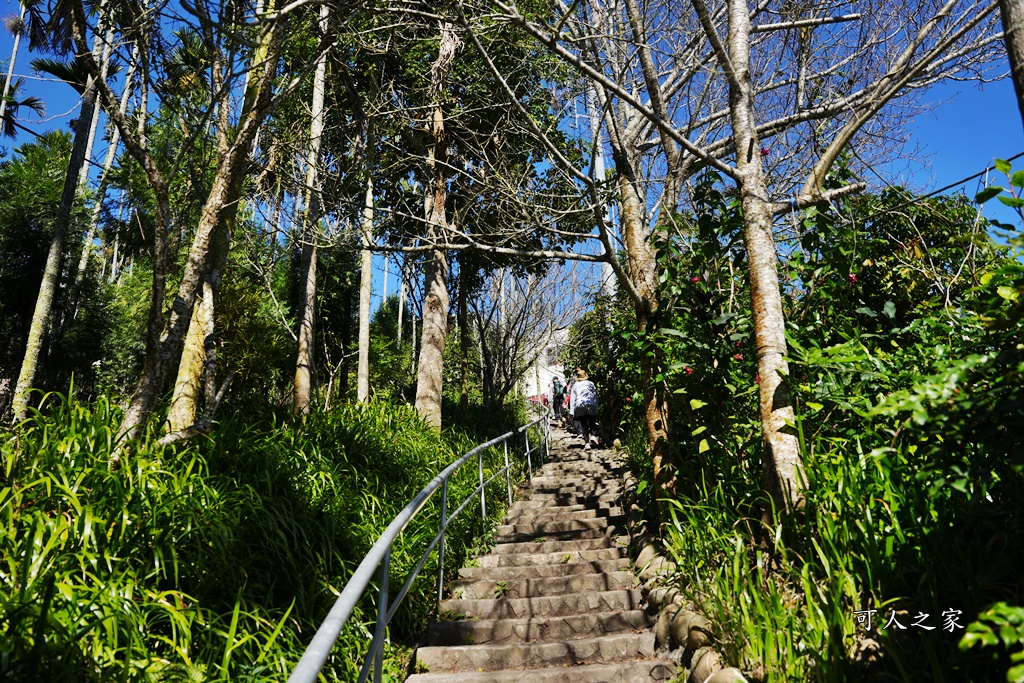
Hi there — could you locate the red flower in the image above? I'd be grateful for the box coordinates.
[760,147,770,157]
[736,341,742,347]
[848,274,858,284]
[733,353,743,361]
[625,397,632,403]
[684,366,693,375]
[691,276,700,283]
[755,373,760,383]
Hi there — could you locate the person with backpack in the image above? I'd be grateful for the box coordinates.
[551,376,565,421]
[569,369,599,450]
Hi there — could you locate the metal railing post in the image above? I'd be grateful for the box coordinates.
[503,439,512,505]
[437,479,448,605]
[524,428,532,480]
[478,450,487,522]
[373,549,391,683]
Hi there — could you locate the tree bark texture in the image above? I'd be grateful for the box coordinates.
[615,166,676,498]
[1000,0,1024,130]
[459,263,470,418]
[726,0,804,510]
[293,6,328,415]
[12,65,98,421]
[115,7,286,445]
[357,124,375,403]
[166,225,229,432]
[414,22,461,429]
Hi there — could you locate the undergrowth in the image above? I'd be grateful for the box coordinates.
[0,394,530,681]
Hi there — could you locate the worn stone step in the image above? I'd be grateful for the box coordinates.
[517,491,621,505]
[427,609,651,646]
[475,547,624,568]
[415,631,656,673]
[458,558,630,581]
[528,483,622,495]
[503,508,624,525]
[438,588,644,620]
[505,503,590,518]
[450,570,636,600]
[407,659,676,683]
[497,516,625,537]
[490,535,625,555]
[494,526,615,545]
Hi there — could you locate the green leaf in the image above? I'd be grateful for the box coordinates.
[882,301,896,319]
[691,425,707,436]
[998,195,1024,208]
[996,158,1012,174]
[660,328,686,338]
[997,285,1021,302]
[1011,170,1024,188]
[690,399,708,410]
[698,439,710,453]
[975,186,1005,203]
[855,307,877,317]
[806,401,824,412]
[713,312,737,325]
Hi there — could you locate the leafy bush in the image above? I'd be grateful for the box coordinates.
[0,394,532,681]
[589,182,1024,681]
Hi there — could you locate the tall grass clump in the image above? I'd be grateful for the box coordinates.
[1,393,534,681]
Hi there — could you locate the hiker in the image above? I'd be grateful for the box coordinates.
[569,369,599,450]
[551,376,565,421]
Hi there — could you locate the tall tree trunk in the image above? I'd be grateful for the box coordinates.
[726,0,804,510]
[414,22,461,429]
[398,264,406,344]
[458,262,470,417]
[110,1,287,446]
[1000,0,1024,129]
[0,3,27,124]
[77,18,114,190]
[76,48,137,291]
[293,5,328,415]
[12,61,98,421]
[356,123,375,402]
[165,225,229,431]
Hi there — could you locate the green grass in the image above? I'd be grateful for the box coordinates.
[0,393,531,681]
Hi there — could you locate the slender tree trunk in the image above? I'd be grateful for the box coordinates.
[12,63,98,420]
[76,50,137,291]
[398,264,406,344]
[77,19,114,190]
[165,225,229,431]
[356,123,375,402]
[726,0,804,510]
[458,262,470,417]
[0,3,26,123]
[112,2,287,445]
[293,5,328,415]
[1000,0,1024,130]
[414,22,461,429]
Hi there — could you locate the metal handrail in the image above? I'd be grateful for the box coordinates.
[287,411,551,683]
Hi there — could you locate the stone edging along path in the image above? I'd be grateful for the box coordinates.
[405,427,748,683]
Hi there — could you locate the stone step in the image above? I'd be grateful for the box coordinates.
[457,558,631,581]
[517,491,621,505]
[497,516,625,537]
[407,659,676,683]
[503,508,624,524]
[438,588,644,620]
[494,526,615,545]
[490,535,624,555]
[427,609,651,646]
[450,570,636,600]
[528,483,622,495]
[414,632,656,673]
[475,547,625,568]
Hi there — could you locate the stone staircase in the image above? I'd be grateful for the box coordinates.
[407,429,676,682]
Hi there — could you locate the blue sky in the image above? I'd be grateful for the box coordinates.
[1,7,1021,305]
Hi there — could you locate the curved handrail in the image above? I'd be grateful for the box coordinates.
[288,411,549,683]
